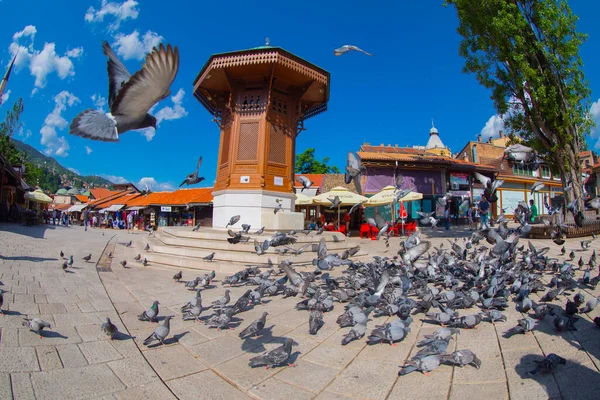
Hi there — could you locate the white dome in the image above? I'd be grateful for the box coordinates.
[429,126,439,134]
[426,133,445,149]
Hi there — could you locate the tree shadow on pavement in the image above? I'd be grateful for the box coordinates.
[0,255,57,262]
[0,223,53,239]
[515,353,600,399]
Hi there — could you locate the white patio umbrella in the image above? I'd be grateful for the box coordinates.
[365,186,424,235]
[295,192,313,205]
[313,186,368,229]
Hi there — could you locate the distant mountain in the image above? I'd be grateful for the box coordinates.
[12,138,114,190]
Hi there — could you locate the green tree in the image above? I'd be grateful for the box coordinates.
[446,0,592,205]
[295,148,341,174]
[0,98,25,165]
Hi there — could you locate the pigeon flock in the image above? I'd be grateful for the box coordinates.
[108,209,600,377]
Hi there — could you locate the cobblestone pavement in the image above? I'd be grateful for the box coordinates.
[0,222,599,399]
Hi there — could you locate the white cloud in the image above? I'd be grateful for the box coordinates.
[1,89,10,105]
[40,90,79,157]
[480,114,505,140]
[101,174,128,184]
[65,47,84,58]
[137,177,175,192]
[17,128,32,140]
[85,145,93,155]
[91,93,106,111]
[590,99,600,150]
[85,0,140,31]
[155,88,188,125]
[139,128,155,141]
[9,25,83,89]
[68,167,80,175]
[112,30,162,60]
[30,88,38,97]
[136,90,187,142]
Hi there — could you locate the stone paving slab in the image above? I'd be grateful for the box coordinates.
[2,223,600,399]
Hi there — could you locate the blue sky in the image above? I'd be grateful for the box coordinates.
[2,0,600,191]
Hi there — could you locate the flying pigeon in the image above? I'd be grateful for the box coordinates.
[296,175,313,192]
[143,316,172,346]
[226,215,240,227]
[345,152,365,195]
[180,156,204,187]
[334,45,372,56]
[349,200,366,215]
[69,41,179,142]
[328,195,342,209]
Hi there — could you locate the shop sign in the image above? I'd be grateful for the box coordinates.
[274,177,283,186]
[449,172,469,190]
[160,206,172,212]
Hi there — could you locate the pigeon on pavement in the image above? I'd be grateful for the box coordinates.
[22,318,52,337]
[239,312,268,338]
[441,350,481,369]
[138,300,160,322]
[143,316,172,346]
[249,338,295,369]
[101,317,118,340]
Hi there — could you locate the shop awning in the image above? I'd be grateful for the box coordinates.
[125,206,146,211]
[67,204,88,212]
[100,204,125,213]
[25,189,53,203]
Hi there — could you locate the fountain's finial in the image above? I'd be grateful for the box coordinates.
[265,37,270,46]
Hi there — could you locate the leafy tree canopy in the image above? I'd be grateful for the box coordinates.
[446,0,592,201]
[295,148,341,174]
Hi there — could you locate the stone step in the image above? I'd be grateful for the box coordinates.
[152,230,354,255]
[159,226,348,244]
[140,226,370,272]
[143,248,373,275]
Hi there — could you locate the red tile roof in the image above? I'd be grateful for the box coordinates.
[127,188,214,207]
[357,151,497,171]
[89,188,118,200]
[359,144,425,154]
[580,150,592,157]
[75,195,89,203]
[98,193,142,208]
[87,190,132,209]
[294,174,325,188]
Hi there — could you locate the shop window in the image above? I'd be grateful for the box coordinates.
[541,166,551,179]
[512,164,533,176]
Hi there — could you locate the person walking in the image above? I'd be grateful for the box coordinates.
[83,208,90,231]
[444,204,451,231]
[477,196,490,230]
[467,205,475,230]
[52,209,56,225]
[127,212,134,233]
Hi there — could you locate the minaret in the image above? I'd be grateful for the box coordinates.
[0,53,17,106]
